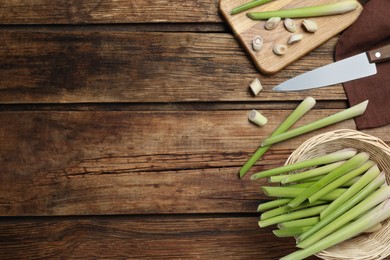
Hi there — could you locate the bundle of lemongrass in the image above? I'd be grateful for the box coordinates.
[253,146,390,259]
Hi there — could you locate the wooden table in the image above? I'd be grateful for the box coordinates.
[0,1,389,259]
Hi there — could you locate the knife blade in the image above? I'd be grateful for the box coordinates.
[273,43,390,92]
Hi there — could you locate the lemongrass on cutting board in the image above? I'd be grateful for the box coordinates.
[230,0,274,15]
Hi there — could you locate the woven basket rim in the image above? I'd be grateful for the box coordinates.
[284,129,390,260]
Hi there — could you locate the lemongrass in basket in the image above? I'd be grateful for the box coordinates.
[261,200,327,220]
[280,200,390,260]
[287,152,369,208]
[230,0,274,15]
[342,176,361,186]
[251,148,357,180]
[297,185,390,249]
[247,0,358,20]
[308,160,375,203]
[257,198,292,212]
[258,205,327,228]
[298,173,386,242]
[320,164,381,219]
[278,216,320,229]
[261,100,369,147]
[273,226,311,238]
[268,161,344,183]
[261,186,346,200]
[239,97,316,178]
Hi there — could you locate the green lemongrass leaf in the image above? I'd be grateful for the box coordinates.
[281,161,345,184]
[278,217,319,229]
[239,97,316,178]
[261,100,368,147]
[272,226,312,238]
[261,186,346,200]
[297,185,390,249]
[258,205,327,227]
[298,173,386,242]
[257,198,291,212]
[320,165,381,219]
[247,0,358,20]
[261,200,326,220]
[251,148,357,180]
[280,200,390,260]
[308,160,375,203]
[231,0,274,15]
[287,152,369,208]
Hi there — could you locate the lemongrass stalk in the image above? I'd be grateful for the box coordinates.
[251,148,357,180]
[261,100,368,147]
[239,97,316,178]
[278,217,319,229]
[297,185,390,248]
[231,0,274,15]
[247,0,358,20]
[261,186,346,200]
[363,223,382,233]
[281,161,345,184]
[342,176,361,187]
[285,182,315,188]
[273,226,311,238]
[261,200,326,220]
[258,205,327,228]
[300,175,326,182]
[320,165,381,219]
[281,200,390,260]
[298,173,386,242]
[257,198,291,212]
[288,152,369,208]
[308,160,375,203]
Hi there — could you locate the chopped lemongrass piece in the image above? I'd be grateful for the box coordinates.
[273,226,311,238]
[249,109,268,126]
[249,77,263,95]
[297,185,390,249]
[287,152,370,208]
[230,0,274,15]
[278,217,320,229]
[251,148,357,180]
[284,18,296,33]
[280,200,390,260]
[320,165,381,219]
[257,198,291,212]
[252,36,264,53]
[298,173,386,242]
[239,97,316,178]
[261,100,369,147]
[261,186,346,200]
[261,200,326,220]
[279,161,345,184]
[308,160,375,203]
[302,19,318,33]
[247,0,358,20]
[288,33,303,45]
[258,205,327,228]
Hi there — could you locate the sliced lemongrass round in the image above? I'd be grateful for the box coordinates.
[302,19,318,33]
[249,110,268,126]
[273,44,287,56]
[265,17,281,30]
[284,18,296,32]
[249,77,263,96]
[288,33,303,45]
[252,35,264,52]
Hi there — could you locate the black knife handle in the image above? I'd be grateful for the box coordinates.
[367,43,390,63]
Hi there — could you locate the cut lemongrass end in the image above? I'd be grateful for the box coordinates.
[250,148,357,180]
[261,100,368,147]
[249,109,268,126]
[249,77,263,95]
[230,0,274,15]
[239,97,316,178]
[257,198,291,212]
[247,0,358,20]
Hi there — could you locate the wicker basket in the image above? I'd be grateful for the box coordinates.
[284,129,390,260]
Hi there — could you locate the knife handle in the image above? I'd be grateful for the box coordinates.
[367,43,390,63]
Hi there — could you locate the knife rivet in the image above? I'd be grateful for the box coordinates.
[375,52,381,58]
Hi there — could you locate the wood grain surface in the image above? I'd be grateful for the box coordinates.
[0,0,388,259]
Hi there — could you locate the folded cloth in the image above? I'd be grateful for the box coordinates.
[335,0,390,129]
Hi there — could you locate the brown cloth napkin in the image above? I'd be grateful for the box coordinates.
[335,0,390,129]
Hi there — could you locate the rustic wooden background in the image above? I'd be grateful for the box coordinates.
[0,0,388,259]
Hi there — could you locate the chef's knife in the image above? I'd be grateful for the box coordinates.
[273,44,390,92]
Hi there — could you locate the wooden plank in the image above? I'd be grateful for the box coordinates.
[0,0,221,24]
[0,215,317,259]
[0,30,346,104]
[220,0,362,74]
[1,110,389,216]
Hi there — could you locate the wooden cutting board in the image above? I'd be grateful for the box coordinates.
[219,0,363,74]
